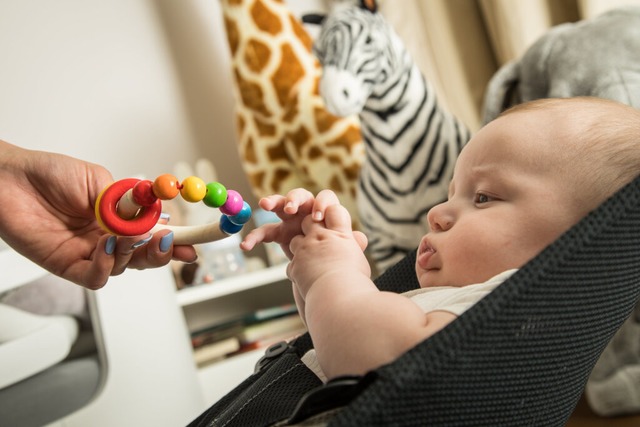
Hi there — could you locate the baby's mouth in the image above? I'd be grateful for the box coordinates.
[417,239,437,270]
[420,241,434,254]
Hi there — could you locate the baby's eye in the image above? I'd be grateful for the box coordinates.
[474,193,494,204]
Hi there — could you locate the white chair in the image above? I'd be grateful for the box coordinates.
[0,240,205,426]
[0,240,79,390]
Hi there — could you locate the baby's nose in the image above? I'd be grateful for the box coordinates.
[427,203,454,232]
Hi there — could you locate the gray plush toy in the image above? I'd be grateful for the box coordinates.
[482,6,640,417]
[482,6,640,124]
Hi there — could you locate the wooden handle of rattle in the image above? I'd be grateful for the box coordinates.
[151,222,230,245]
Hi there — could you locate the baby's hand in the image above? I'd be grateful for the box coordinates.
[240,189,341,259]
[288,204,369,297]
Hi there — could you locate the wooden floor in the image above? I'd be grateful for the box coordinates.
[566,395,640,427]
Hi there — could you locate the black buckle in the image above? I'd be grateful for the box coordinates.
[254,341,290,373]
[287,372,377,424]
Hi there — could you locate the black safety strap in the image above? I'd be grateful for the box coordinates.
[187,334,321,427]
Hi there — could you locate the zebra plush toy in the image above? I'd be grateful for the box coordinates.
[307,1,470,273]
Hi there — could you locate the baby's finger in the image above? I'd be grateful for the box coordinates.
[353,230,368,251]
[283,188,315,215]
[299,213,322,236]
[240,223,280,251]
[311,189,340,221]
[289,234,304,256]
[323,204,353,234]
[258,194,286,212]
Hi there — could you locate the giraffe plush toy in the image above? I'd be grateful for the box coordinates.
[309,0,471,273]
[219,0,364,219]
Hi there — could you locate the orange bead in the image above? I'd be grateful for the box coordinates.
[180,176,207,202]
[153,174,180,200]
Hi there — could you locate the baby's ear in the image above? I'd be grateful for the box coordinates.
[360,0,378,13]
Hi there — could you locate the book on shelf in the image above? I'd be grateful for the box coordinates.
[190,304,299,346]
[238,313,305,344]
[245,304,299,323]
[233,326,307,356]
[190,304,306,360]
[191,321,244,349]
[193,337,241,367]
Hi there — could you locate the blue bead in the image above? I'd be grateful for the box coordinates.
[220,215,243,235]
[228,202,252,225]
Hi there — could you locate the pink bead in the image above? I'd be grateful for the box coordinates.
[220,190,243,216]
[132,180,158,206]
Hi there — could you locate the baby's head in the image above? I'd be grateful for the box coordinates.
[416,97,640,288]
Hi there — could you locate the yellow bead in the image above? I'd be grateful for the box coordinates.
[180,176,207,203]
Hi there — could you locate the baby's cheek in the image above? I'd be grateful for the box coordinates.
[454,238,506,284]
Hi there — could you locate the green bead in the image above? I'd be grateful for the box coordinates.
[203,182,227,207]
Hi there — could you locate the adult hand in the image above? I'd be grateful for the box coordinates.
[0,141,197,289]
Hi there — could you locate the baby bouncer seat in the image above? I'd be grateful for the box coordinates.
[188,174,640,426]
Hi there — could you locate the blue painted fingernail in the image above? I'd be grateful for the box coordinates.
[105,236,117,255]
[131,234,152,249]
[159,231,174,253]
[160,212,171,222]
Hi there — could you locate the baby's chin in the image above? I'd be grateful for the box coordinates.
[415,265,476,288]
[415,265,448,288]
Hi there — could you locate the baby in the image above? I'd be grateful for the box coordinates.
[241,97,640,380]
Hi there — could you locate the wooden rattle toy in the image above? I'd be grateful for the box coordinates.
[95,174,252,245]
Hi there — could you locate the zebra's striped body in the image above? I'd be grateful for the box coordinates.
[314,5,470,273]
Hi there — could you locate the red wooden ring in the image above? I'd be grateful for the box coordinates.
[97,178,162,236]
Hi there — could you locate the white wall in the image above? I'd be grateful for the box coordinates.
[0,1,192,180]
[0,0,328,208]
[0,0,252,205]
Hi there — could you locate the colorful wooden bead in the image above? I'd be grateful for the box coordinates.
[203,182,227,208]
[180,176,207,203]
[219,215,243,235]
[228,202,252,226]
[220,190,243,216]
[132,180,157,206]
[153,174,180,200]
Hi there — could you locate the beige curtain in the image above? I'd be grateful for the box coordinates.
[380,0,640,132]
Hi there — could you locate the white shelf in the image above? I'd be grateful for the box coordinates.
[176,264,288,307]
